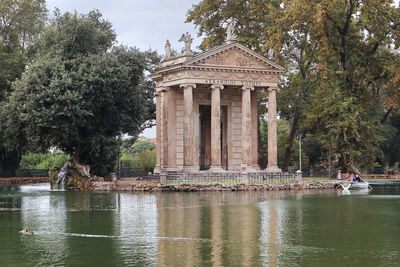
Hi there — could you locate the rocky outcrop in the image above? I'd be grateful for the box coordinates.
[50,160,104,191]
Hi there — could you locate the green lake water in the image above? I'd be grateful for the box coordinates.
[1,181,400,266]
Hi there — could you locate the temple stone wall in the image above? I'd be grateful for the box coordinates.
[231,95,242,170]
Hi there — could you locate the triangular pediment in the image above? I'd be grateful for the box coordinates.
[186,42,285,72]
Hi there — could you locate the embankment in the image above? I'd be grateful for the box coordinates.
[93,180,342,192]
[0,177,48,185]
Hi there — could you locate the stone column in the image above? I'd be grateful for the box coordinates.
[161,89,169,170]
[180,83,196,172]
[210,84,224,172]
[167,88,177,171]
[154,91,162,173]
[251,90,259,169]
[266,86,282,172]
[241,85,254,171]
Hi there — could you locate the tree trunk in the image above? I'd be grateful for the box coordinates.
[281,110,299,172]
[258,115,267,169]
[0,149,21,169]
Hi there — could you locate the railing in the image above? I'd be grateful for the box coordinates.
[118,168,159,181]
[165,172,298,184]
[302,169,337,178]
[0,169,49,178]
[361,174,400,180]
[119,169,334,184]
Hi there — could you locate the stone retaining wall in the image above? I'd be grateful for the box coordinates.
[0,177,49,185]
[93,180,341,192]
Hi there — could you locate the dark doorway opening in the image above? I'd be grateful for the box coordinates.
[199,105,228,170]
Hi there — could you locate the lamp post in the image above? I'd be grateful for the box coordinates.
[117,135,121,180]
[326,124,332,178]
[297,134,302,172]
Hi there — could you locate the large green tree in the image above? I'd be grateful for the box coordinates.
[0,0,47,169]
[301,0,400,171]
[2,10,157,176]
[0,0,47,52]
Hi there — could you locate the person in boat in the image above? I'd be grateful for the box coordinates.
[355,173,362,182]
[349,173,356,182]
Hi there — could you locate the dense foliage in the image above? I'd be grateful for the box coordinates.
[188,0,400,172]
[20,150,69,170]
[1,10,157,176]
[120,139,156,173]
[0,0,47,169]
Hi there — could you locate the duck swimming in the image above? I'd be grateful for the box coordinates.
[19,229,34,235]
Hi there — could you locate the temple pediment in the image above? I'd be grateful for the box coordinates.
[186,43,284,72]
[150,39,285,88]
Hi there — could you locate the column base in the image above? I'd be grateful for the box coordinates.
[243,165,259,173]
[154,166,161,174]
[164,167,178,172]
[265,165,282,173]
[208,166,225,172]
[182,166,198,172]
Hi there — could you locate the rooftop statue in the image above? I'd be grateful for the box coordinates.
[226,18,236,42]
[165,39,171,58]
[179,32,193,55]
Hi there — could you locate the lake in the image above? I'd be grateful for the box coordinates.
[1,181,399,266]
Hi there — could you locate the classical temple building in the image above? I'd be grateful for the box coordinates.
[149,29,285,173]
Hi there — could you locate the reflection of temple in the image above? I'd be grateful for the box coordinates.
[150,30,285,173]
[156,192,263,266]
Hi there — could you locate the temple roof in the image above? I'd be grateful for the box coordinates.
[150,41,285,78]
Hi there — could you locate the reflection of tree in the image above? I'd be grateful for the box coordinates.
[64,192,119,266]
[19,188,68,265]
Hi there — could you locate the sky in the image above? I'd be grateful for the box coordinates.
[46,0,202,138]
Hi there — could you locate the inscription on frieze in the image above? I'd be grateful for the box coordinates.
[204,79,261,87]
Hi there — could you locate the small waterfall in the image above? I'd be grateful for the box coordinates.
[55,163,69,190]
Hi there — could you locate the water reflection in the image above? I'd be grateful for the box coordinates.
[21,189,68,265]
[114,193,158,266]
[156,192,263,266]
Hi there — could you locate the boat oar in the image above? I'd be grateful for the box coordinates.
[359,175,373,190]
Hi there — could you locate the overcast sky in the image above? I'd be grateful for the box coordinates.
[46,0,202,54]
[46,0,202,138]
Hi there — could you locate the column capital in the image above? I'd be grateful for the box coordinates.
[241,85,255,91]
[211,84,224,90]
[180,83,197,89]
[154,91,161,97]
[160,86,169,92]
[267,86,280,92]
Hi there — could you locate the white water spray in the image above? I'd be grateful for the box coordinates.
[55,162,69,190]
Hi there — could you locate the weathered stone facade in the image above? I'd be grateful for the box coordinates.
[150,35,285,173]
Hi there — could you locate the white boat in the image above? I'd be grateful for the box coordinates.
[341,182,371,190]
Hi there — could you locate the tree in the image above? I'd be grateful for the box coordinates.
[300,0,400,171]
[132,150,156,173]
[0,0,47,53]
[19,150,69,169]
[0,0,47,169]
[2,10,157,176]
[130,140,155,155]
